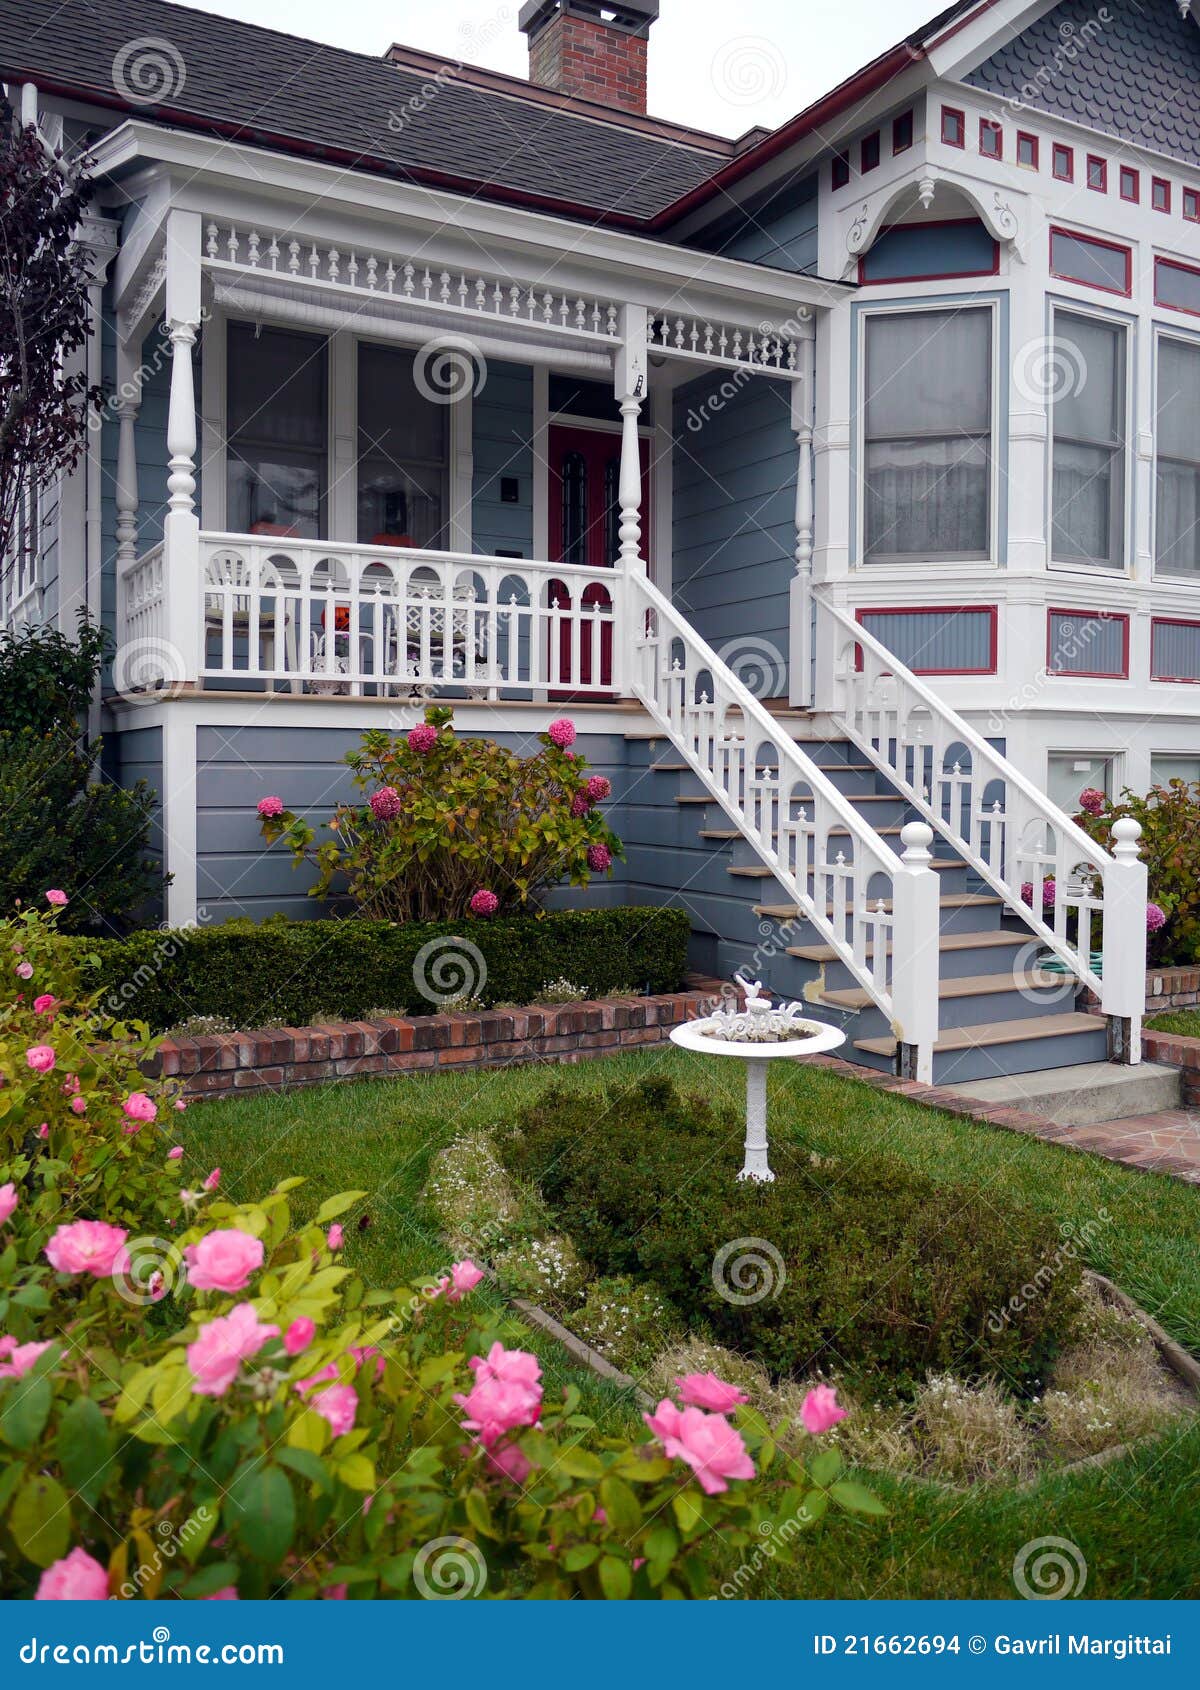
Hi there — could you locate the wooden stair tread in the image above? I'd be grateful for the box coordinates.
[730,860,960,879]
[819,970,1065,1011]
[755,894,1000,918]
[854,1012,1104,1058]
[699,829,739,840]
[788,930,1030,962]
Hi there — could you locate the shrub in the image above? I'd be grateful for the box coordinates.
[500,1078,1081,1397]
[70,906,689,1033]
[258,705,622,921]
[1074,780,1200,965]
[0,615,109,737]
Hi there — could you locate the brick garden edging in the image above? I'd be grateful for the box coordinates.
[1145,965,1200,1014]
[149,987,721,1099]
[1140,1029,1200,1106]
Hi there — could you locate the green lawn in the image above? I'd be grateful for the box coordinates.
[180,1047,1200,1599]
[1147,1007,1200,1040]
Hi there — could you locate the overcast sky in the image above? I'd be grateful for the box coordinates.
[184,0,941,137]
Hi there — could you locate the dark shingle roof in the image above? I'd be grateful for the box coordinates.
[968,0,1200,171]
[0,0,726,222]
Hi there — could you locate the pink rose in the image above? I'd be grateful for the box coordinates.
[469,888,499,918]
[44,889,68,908]
[203,1167,221,1192]
[122,1092,158,1124]
[469,1342,542,1392]
[455,1376,542,1447]
[167,1146,184,1161]
[407,723,438,754]
[800,1384,847,1435]
[37,1121,50,1137]
[187,1303,280,1398]
[326,1224,343,1250]
[445,1259,485,1302]
[1147,902,1167,934]
[69,1097,86,1115]
[15,960,33,980]
[0,1339,55,1379]
[349,1344,386,1382]
[295,1363,339,1395]
[284,1317,316,1356]
[547,717,576,749]
[202,1587,239,1600]
[183,1229,264,1293]
[1078,787,1105,816]
[147,1271,165,1302]
[586,775,612,802]
[33,994,57,1015]
[485,1441,533,1484]
[586,843,612,873]
[643,1401,755,1495]
[35,1547,108,1600]
[0,1182,17,1226]
[256,796,284,818]
[675,1372,750,1414]
[62,1074,80,1095]
[45,1220,129,1278]
[369,785,403,821]
[25,1045,56,1073]
[175,1098,187,1111]
[312,1383,358,1436]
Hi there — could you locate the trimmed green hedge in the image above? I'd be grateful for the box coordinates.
[71,906,690,1034]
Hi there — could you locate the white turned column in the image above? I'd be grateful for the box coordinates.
[114,397,140,568]
[789,344,815,707]
[891,822,942,1085]
[1102,817,1147,1064]
[162,208,204,686]
[615,304,648,571]
[738,1059,774,1183]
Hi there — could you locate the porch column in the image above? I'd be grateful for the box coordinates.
[163,208,204,686]
[114,393,140,571]
[789,338,815,708]
[615,304,648,571]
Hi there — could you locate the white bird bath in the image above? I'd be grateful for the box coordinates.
[670,981,846,1182]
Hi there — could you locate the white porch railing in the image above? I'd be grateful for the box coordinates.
[628,574,941,1077]
[820,600,1147,1059]
[117,535,622,698]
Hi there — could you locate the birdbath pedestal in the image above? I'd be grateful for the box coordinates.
[669,981,846,1182]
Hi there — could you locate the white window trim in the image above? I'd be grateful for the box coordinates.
[1047,298,1134,581]
[1151,319,1200,585]
[855,296,1002,571]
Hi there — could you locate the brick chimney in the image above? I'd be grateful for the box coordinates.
[518,1,659,115]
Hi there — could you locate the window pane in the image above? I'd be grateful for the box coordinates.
[1054,316,1122,444]
[1152,755,1200,787]
[1156,337,1200,575]
[1050,230,1128,294]
[227,324,327,538]
[865,436,990,559]
[865,310,990,438]
[1052,441,1121,566]
[1047,754,1112,812]
[357,345,449,547]
[1157,337,1200,463]
[1052,314,1125,567]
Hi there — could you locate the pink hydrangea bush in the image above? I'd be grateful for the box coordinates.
[258,705,621,923]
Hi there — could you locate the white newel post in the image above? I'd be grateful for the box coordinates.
[1101,817,1148,1065]
[163,209,204,686]
[789,343,815,707]
[891,822,941,1084]
[613,304,648,695]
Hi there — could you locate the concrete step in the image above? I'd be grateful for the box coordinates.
[945,1061,1184,1126]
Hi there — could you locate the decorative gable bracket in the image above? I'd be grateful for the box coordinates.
[839,164,1024,280]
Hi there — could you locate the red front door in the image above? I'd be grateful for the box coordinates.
[547,424,650,695]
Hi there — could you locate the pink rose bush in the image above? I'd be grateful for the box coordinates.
[36,1547,108,1601]
[676,1371,750,1413]
[258,704,621,923]
[122,1091,157,1124]
[644,1399,756,1495]
[25,1044,56,1073]
[187,1303,280,1397]
[800,1384,847,1436]
[45,1221,130,1279]
[0,1182,16,1226]
[183,1229,264,1293]
[44,890,68,908]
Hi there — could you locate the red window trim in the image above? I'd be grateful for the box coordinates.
[861,130,881,172]
[1155,256,1200,317]
[1119,166,1140,203]
[892,110,914,154]
[1152,176,1172,213]
[856,216,1000,285]
[1184,188,1200,223]
[1046,608,1130,679]
[1086,154,1108,192]
[979,118,1003,159]
[1016,131,1039,169]
[1049,225,1133,298]
[941,105,965,148]
[855,606,999,675]
[1151,617,1200,683]
[1052,143,1074,182]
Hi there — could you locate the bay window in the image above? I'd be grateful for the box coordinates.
[862,308,992,562]
[1156,335,1200,577]
[1050,311,1127,570]
[357,344,449,548]
[227,324,328,538]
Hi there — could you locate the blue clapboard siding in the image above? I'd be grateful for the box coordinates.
[672,374,796,692]
[472,362,533,558]
[860,219,997,283]
[700,174,819,275]
[1047,610,1128,676]
[1152,618,1200,682]
[859,608,997,674]
[193,724,629,922]
[104,724,165,925]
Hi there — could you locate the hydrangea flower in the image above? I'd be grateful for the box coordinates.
[369,785,403,821]
[256,796,284,819]
[586,775,611,802]
[1146,902,1167,933]
[407,723,439,754]
[586,843,612,873]
[1078,787,1105,816]
[547,718,576,749]
[469,888,499,917]
[570,791,591,818]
